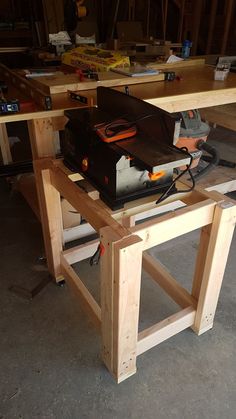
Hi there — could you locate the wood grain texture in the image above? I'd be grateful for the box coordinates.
[201,104,236,131]
[100,227,143,383]
[130,199,216,251]
[137,307,196,356]
[1,64,236,123]
[30,71,165,94]
[0,123,12,164]
[193,201,236,334]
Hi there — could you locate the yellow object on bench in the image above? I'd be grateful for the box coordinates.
[62,46,130,72]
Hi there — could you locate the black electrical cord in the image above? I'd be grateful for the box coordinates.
[156,146,195,205]
[192,141,220,181]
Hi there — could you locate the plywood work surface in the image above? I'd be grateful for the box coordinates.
[112,66,236,112]
[1,64,236,122]
[25,57,205,95]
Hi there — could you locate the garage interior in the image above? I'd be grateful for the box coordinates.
[0,1,236,418]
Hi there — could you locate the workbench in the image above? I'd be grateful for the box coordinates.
[1,61,236,232]
[1,62,236,163]
[1,61,236,383]
[34,157,236,383]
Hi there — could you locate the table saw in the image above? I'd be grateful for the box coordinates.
[62,87,191,209]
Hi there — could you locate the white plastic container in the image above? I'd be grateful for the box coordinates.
[214,63,230,81]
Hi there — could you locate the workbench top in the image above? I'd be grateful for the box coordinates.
[1,63,236,123]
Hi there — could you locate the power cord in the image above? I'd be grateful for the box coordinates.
[103,113,156,138]
[156,146,195,205]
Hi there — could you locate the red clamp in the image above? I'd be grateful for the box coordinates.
[75,69,84,81]
[90,243,105,266]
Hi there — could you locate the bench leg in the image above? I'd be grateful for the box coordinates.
[193,201,236,335]
[34,162,64,281]
[101,227,143,383]
[0,123,12,164]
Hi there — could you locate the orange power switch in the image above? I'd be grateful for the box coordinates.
[148,171,165,181]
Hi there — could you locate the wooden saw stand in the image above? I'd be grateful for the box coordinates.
[35,157,236,383]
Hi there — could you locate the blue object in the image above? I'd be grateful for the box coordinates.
[182,40,192,59]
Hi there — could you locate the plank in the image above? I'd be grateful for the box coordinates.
[63,222,96,244]
[0,123,12,164]
[61,254,101,330]
[0,63,52,110]
[0,47,29,53]
[17,174,40,220]
[30,71,165,95]
[148,57,205,70]
[63,238,99,265]
[130,199,216,251]
[1,65,236,123]
[137,307,196,356]
[50,163,129,237]
[142,252,197,308]
[27,118,56,159]
[100,228,143,383]
[145,87,236,113]
[192,224,212,301]
[33,165,64,280]
[200,104,236,131]
[193,201,236,334]
[206,180,236,194]
[196,165,236,193]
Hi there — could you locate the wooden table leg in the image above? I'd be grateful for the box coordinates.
[0,122,12,164]
[27,118,56,159]
[27,117,64,280]
[191,224,212,301]
[193,201,236,335]
[100,226,143,383]
[34,161,64,281]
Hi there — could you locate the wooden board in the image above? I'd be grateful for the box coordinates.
[196,165,236,194]
[148,57,206,70]
[1,64,236,123]
[29,71,165,95]
[139,66,236,112]
[0,47,29,53]
[200,103,236,131]
[27,57,205,95]
[0,63,52,110]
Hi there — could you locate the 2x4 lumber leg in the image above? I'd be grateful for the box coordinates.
[191,224,213,300]
[193,201,236,335]
[27,118,56,159]
[0,123,12,164]
[34,163,64,281]
[100,226,143,383]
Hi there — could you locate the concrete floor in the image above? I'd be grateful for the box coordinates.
[0,127,236,419]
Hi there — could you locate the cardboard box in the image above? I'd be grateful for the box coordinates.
[62,46,130,72]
